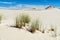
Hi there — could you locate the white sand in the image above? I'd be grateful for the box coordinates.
[0,8,60,40]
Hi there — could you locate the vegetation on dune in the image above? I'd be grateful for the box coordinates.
[40,28,45,33]
[0,15,3,24]
[35,19,39,30]
[29,19,39,33]
[16,14,30,29]
[15,13,57,37]
[29,25,36,33]
[50,25,57,37]
[20,14,30,26]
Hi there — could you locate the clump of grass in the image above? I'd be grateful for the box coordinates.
[15,17,23,28]
[29,25,36,33]
[36,20,45,33]
[16,14,30,29]
[35,19,39,30]
[50,25,55,31]
[21,14,30,26]
[0,15,3,24]
[41,29,45,33]
[28,19,39,33]
[50,25,57,37]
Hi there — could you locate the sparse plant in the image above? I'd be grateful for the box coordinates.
[50,25,57,37]
[51,25,55,31]
[29,25,36,33]
[20,14,30,26]
[29,19,39,33]
[41,29,45,33]
[0,15,3,24]
[24,15,30,23]
[34,19,39,30]
[15,17,22,28]
[38,21,42,31]
[15,14,30,28]
[36,20,44,33]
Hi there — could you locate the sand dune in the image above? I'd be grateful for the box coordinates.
[0,8,60,40]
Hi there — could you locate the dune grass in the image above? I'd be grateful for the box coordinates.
[20,14,30,26]
[50,25,57,37]
[16,14,30,29]
[51,25,55,31]
[0,15,3,24]
[29,19,39,33]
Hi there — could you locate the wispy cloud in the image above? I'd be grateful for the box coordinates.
[8,4,49,9]
[0,1,14,4]
[0,4,49,10]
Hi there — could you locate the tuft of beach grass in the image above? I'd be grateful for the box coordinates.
[15,13,30,29]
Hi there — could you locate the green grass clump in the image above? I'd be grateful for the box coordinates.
[0,15,3,24]
[34,19,39,30]
[29,19,39,33]
[50,25,57,37]
[20,14,30,26]
[16,14,30,28]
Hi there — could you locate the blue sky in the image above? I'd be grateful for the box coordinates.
[0,0,59,9]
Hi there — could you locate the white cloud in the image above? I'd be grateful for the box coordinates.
[0,4,49,10]
[0,1,14,4]
[8,4,49,9]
